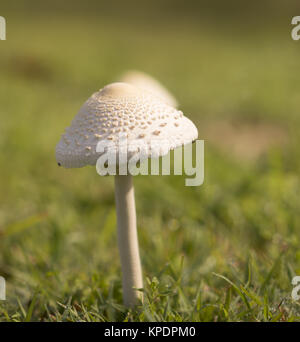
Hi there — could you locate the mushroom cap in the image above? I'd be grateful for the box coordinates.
[119,71,178,108]
[56,82,198,168]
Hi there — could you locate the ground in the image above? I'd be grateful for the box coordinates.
[0,3,300,321]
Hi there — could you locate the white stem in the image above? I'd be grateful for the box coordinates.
[114,174,143,307]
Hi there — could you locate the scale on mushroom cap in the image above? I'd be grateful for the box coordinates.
[56,81,198,307]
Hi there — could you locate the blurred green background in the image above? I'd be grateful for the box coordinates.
[0,0,300,321]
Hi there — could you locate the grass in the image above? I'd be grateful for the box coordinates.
[0,4,300,321]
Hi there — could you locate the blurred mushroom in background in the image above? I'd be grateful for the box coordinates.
[119,70,178,108]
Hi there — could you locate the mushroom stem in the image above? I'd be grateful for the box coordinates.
[114,174,143,307]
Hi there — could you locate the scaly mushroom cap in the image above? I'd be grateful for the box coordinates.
[119,71,178,108]
[56,82,198,168]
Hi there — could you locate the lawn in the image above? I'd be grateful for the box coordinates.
[0,2,300,321]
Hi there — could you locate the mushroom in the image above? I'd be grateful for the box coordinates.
[119,70,178,108]
[56,82,198,307]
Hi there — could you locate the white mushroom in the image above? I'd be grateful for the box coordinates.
[119,70,178,108]
[55,82,198,307]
